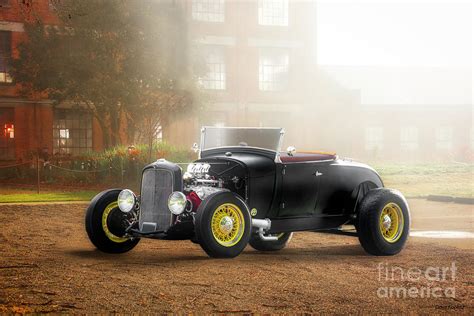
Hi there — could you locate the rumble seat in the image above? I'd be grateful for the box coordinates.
[280,151,337,163]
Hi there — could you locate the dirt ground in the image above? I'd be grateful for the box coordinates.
[0,199,472,314]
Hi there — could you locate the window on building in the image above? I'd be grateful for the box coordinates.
[365,127,384,151]
[0,0,10,8]
[0,108,15,160]
[400,127,418,150]
[435,127,453,150]
[258,0,289,26]
[53,110,93,155]
[0,31,12,84]
[259,50,289,91]
[192,0,225,22]
[199,48,226,90]
[4,123,13,138]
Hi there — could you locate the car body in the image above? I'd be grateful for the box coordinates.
[85,127,410,257]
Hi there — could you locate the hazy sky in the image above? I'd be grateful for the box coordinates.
[316,0,473,67]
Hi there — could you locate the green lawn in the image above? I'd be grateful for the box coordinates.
[0,191,97,203]
[373,163,473,198]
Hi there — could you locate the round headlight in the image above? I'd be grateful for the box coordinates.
[168,191,187,215]
[117,189,136,213]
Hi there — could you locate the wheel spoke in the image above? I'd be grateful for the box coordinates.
[211,203,245,247]
[379,202,404,243]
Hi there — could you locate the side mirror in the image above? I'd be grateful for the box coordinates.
[287,146,296,156]
[192,143,199,153]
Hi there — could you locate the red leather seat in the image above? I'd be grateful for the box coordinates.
[280,151,337,163]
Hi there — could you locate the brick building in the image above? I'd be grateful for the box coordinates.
[323,66,473,162]
[165,0,358,151]
[0,0,357,163]
[2,1,468,164]
[0,0,106,164]
[166,1,473,162]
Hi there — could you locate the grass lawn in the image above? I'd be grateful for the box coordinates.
[373,163,473,198]
[0,190,97,203]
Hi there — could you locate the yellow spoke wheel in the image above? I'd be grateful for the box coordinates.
[102,201,128,243]
[357,189,410,255]
[211,203,245,247]
[379,202,404,243]
[86,190,139,253]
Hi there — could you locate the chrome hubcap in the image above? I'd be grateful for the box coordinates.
[382,214,392,230]
[219,216,234,234]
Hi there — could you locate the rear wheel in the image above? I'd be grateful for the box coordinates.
[85,190,139,253]
[249,232,293,251]
[357,188,410,256]
[195,192,251,258]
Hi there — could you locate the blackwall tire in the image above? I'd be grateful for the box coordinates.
[195,192,251,258]
[249,232,293,251]
[85,189,140,254]
[357,188,410,256]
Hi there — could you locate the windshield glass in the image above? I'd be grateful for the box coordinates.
[201,127,283,152]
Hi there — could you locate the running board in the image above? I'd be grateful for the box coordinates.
[313,228,358,237]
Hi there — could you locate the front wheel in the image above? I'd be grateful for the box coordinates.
[194,192,251,258]
[357,188,410,256]
[85,189,140,253]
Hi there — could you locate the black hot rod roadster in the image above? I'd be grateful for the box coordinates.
[85,127,410,258]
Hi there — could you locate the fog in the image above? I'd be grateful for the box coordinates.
[6,0,472,163]
[214,0,473,163]
[66,0,470,163]
[317,1,472,67]
[310,1,471,162]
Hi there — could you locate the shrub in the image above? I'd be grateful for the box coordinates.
[2,141,196,186]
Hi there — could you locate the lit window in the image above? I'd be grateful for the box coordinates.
[59,129,69,139]
[0,108,14,160]
[365,127,384,151]
[259,50,289,91]
[200,49,226,90]
[4,123,13,138]
[400,127,418,150]
[192,0,225,22]
[258,0,288,26]
[0,31,12,84]
[53,110,92,155]
[435,127,453,150]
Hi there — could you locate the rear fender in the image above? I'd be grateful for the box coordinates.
[347,181,379,215]
[320,161,383,216]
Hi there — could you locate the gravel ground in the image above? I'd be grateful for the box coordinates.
[0,200,472,314]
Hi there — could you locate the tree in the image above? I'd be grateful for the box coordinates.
[12,0,199,148]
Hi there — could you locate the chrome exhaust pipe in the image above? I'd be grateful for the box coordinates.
[252,218,271,229]
[252,218,278,241]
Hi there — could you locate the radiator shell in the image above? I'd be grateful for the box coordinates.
[139,159,183,233]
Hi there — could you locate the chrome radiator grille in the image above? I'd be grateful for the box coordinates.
[139,168,174,233]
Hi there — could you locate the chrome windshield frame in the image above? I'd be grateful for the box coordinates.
[199,126,285,160]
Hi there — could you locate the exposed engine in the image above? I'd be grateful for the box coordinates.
[181,162,247,213]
